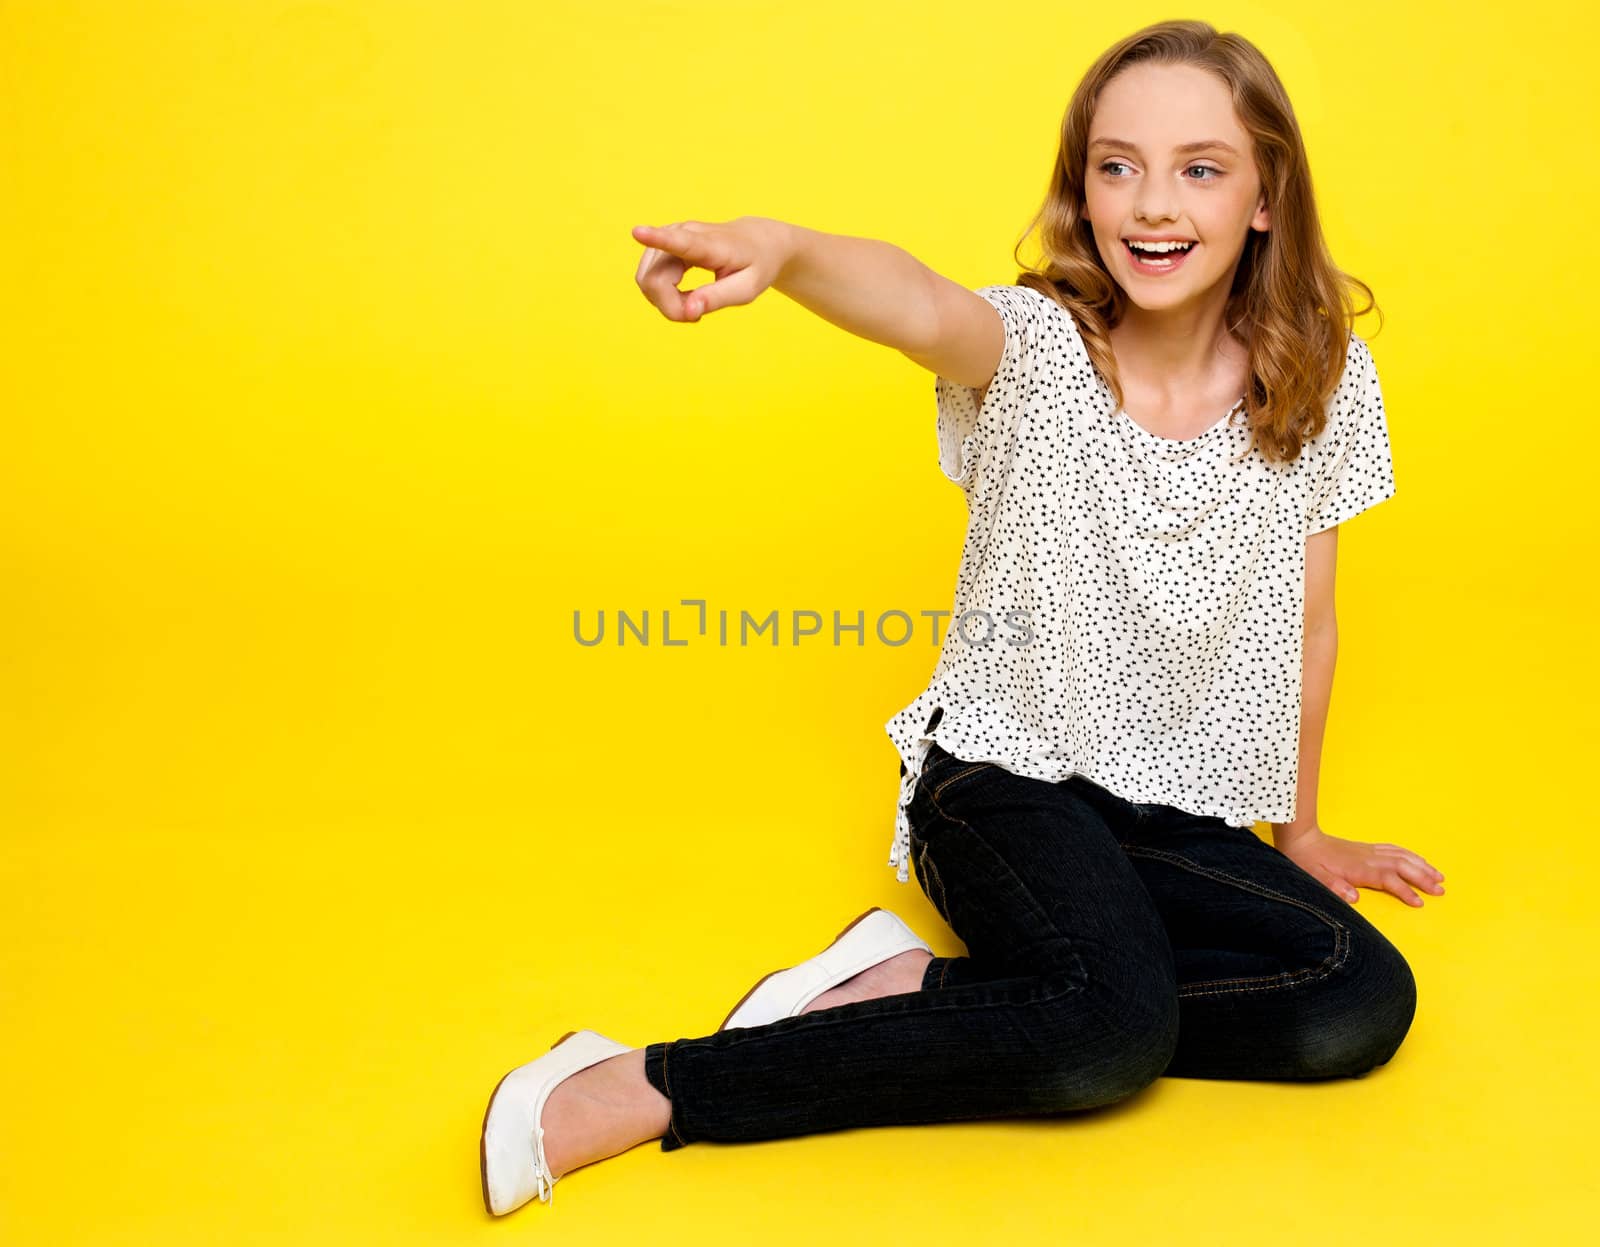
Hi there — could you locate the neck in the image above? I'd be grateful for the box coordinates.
[1109,290,1244,399]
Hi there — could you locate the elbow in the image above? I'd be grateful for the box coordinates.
[1304,616,1338,645]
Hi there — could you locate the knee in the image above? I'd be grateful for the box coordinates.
[1101,995,1182,1102]
[1031,977,1180,1110]
[1298,941,1419,1079]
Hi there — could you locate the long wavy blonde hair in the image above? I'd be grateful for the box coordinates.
[1012,19,1381,466]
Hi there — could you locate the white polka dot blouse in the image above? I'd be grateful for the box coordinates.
[884,283,1398,882]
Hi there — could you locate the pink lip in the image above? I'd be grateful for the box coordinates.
[1122,239,1196,276]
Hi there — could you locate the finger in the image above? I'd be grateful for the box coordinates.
[683,267,760,319]
[1394,858,1446,896]
[1312,868,1360,905]
[1372,866,1423,907]
[1372,844,1445,884]
[633,235,696,321]
[637,256,693,321]
[633,223,684,273]
[632,222,688,278]
[632,222,713,266]
[634,238,682,288]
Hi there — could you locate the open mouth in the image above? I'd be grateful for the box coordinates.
[1122,240,1196,274]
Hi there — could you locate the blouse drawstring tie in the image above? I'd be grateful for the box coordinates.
[888,740,931,884]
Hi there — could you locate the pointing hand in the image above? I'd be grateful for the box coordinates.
[631,216,790,323]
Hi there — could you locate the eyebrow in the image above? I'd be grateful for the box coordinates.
[1089,137,1241,156]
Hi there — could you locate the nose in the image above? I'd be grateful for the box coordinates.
[1132,180,1180,225]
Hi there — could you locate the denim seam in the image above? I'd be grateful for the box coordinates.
[925,780,1089,993]
[1118,843,1350,999]
[915,838,950,924]
[660,1044,688,1146]
[930,763,994,802]
[682,973,1088,1058]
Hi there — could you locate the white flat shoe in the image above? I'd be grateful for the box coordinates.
[719,906,933,1030]
[479,1027,633,1216]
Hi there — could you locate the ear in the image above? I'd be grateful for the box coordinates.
[1252,193,1271,233]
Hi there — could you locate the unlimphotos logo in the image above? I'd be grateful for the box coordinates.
[572,600,1035,648]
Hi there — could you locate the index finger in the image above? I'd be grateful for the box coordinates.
[632,223,681,247]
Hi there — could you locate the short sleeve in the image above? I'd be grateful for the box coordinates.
[1303,337,1397,536]
[934,285,1045,494]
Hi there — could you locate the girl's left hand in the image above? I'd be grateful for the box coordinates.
[1273,824,1446,908]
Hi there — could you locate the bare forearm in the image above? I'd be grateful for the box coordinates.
[766,219,939,354]
[1274,627,1337,845]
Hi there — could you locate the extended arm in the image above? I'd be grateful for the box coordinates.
[768,220,1006,389]
[631,215,1007,389]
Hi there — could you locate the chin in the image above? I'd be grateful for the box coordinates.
[1121,286,1190,310]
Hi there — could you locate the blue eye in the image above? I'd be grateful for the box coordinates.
[1097,161,1223,181]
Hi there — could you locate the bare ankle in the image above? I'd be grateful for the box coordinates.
[894,949,935,992]
[799,949,934,1015]
[609,1049,671,1140]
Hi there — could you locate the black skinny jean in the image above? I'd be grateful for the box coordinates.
[642,740,1418,1150]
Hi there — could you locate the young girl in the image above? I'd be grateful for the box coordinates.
[479,19,1444,1216]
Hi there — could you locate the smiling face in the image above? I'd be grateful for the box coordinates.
[1084,62,1270,312]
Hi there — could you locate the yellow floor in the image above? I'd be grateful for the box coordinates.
[3,793,1594,1245]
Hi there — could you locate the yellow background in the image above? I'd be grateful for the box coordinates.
[2,1,1595,1243]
